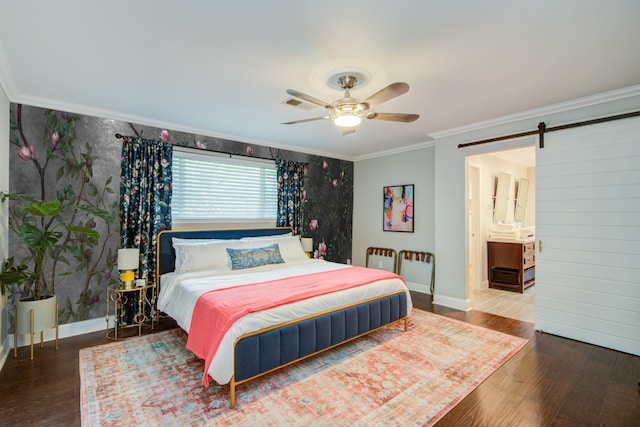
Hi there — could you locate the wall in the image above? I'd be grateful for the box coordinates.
[432,91,640,311]
[0,85,9,359]
[6,104,353,336]
[353,147,435,293]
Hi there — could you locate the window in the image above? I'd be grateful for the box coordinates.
[172,148,277,222]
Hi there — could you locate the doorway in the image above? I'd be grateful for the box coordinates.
[466,146,536,323]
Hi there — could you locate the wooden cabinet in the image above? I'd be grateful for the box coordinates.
[487,240,535,293]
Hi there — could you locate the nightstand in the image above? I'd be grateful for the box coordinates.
[106,283,155,340]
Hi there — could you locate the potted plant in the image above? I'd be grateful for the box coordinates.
[0,192,108,356]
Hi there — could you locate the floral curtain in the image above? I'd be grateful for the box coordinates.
[276,159,306,235]
[119,136,173,284]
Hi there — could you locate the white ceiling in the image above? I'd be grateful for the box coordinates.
[1,1,639,160]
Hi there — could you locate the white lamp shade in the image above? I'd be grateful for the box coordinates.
[301,238,313,253]
[117,248,139,270]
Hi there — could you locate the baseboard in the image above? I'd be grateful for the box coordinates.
[405,281,431,295]
[11,315,113,348]
[405,281,470,311]
[433,294,471,312]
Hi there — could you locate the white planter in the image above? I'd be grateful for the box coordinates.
[15,295,57,335]
[14,294,59,359]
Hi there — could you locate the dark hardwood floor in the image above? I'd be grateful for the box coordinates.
[1,292,638,426]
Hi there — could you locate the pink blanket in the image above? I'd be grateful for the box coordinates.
[186,266,404,386]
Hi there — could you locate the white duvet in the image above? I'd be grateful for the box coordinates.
[158,258,412,385]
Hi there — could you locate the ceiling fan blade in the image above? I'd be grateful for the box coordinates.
[366,112,420,123]
[361,82,409,109]
[281,116,329,125]
[342,127,356,136]
[286,89,332,109]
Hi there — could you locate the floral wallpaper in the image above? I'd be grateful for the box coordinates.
[304,160,353,261]
[7,103,353,326]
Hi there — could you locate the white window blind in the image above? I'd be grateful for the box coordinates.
[172,149,277,222]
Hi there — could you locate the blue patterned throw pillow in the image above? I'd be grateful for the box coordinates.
[226,243,285,270]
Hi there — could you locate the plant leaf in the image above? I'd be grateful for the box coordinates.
[66,225,100,239]
[20,224,63,248]
[0,257,31,295]
[61,245,80,257]
[24,200,61,217]
[77,204,114,224]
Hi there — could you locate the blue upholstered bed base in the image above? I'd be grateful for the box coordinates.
[230,291,408,407]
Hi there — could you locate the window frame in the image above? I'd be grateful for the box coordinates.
[171,147,277,224]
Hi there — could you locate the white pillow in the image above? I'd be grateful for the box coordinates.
[172,237,233,246]
[173,240,245,272]
[239,232,292,242]
[275,236,308,262]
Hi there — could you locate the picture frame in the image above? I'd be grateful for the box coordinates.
[383,184,414,232]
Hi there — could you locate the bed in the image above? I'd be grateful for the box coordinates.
[156,227,411,408]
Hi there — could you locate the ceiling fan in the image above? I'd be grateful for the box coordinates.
[282,75,419,135]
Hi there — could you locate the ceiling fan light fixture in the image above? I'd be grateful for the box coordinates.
[334,112,362,127]
[284,76,417,132]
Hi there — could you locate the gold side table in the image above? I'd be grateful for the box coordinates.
[106,283,155,340]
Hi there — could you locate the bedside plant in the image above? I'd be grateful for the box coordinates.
[1,192,111,358]
[1,193,106,301]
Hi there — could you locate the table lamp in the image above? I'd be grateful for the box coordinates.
[117,248,139,289]
[301,238,313,258]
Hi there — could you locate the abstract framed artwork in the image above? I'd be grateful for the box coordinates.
[383,184,414,232]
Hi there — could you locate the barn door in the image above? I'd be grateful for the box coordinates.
[535,116,640,356]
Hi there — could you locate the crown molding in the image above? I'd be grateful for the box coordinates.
[3,47,637,165]
[0,45,354,162]
[8,91,357,162]
[355,85,640,162]
[429,85,640,139]
[354,139,435,162]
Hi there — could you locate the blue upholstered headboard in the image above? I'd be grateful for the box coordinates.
[156,227,293,276]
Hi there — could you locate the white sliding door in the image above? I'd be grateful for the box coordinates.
[535,116,640,356]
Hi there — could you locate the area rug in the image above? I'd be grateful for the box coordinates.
[80,309,527,426]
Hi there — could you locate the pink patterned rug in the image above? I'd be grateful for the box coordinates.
[80,309,527,426]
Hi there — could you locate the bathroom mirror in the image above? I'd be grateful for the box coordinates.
[514,177,529,222]
[493,172,511,223]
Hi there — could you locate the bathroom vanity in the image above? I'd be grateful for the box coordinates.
[487,239,535,293]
